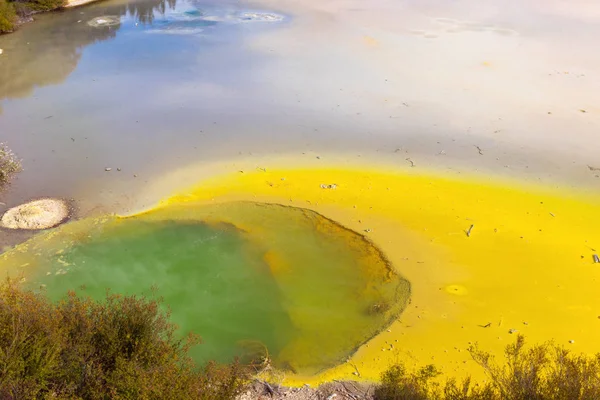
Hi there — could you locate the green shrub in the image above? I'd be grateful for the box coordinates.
[376,335,600,400]
[0,280,249,399]
[9,0,66,13]
[469,335,600,400]
[0,143,21,187]
[0,0,16,33]
[375,363,441,400]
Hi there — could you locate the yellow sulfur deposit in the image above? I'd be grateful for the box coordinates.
[153,165,600,386]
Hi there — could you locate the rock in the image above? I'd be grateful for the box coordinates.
[0,199,70,230]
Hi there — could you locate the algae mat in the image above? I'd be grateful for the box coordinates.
[0,201,410,375]
[143,163,600,384]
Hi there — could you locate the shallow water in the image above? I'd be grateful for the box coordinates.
[1,0,600,386]
[1,0,600,234]
[0,201,409,374]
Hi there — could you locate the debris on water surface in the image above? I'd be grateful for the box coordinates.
[238,12,284,22]
[87,16,120,27]
[320,183,337,189]
[593,254,600,263]
[105,167,112,172]
[569,340,575,344]
[466,224,474,237]
[509,329,518,334]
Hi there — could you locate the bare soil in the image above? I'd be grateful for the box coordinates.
[238,380,375,400]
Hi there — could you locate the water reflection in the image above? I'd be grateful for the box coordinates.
[0,0,285,109]
[121,0,176,24]
[0,0,177,107]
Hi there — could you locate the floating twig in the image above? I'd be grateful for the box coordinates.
[475,146,484,155]
[405,158,415,167]
[479,322,492,328]
[588,165,600,171]
[466,224,474,237]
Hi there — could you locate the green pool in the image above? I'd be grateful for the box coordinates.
[0,202,410,374]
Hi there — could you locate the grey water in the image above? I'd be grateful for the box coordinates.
[1,0,600,250]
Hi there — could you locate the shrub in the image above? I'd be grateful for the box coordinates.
[375,363,441,400]
[0,280,249,399]
[376,335,600,400]
[0,143,21,188]
[469,335,600,400]
[9,0,66,14]
[0,0,16,34]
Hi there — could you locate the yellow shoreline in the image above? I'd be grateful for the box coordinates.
[139,164,600,386]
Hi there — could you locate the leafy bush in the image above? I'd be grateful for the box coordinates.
[0,280,249,399]
[10,0,66,13]
[0,143,21,187]
[375,364,441,400]
[376,335,600,400]
[0,0,16,34]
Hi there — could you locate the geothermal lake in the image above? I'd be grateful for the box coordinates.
[1,0,600,384]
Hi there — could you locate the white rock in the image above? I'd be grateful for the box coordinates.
[0,199,69,230]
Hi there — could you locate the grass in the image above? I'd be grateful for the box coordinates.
[375,335,600,400]
[0,279,249,399]
[0,143,21,188]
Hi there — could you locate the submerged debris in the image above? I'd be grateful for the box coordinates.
[87,16,121,27]
[320,183,337,189]
[238,12,284,22]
